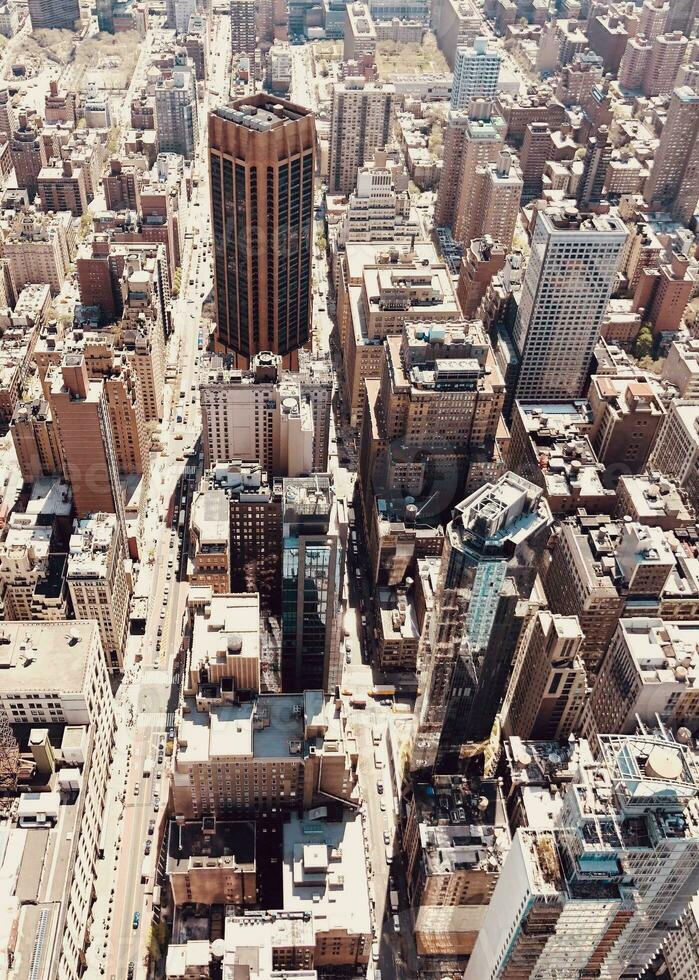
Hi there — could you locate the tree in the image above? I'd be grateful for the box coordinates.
[633,325,654,359]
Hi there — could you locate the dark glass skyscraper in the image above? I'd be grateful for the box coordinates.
[208,96,316,368]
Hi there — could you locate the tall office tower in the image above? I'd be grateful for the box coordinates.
[281,475,344,693]
[95,0,114,31]
[154,57,198,160]
[451,37,502,109]
[639,0,669,39]
[456,148,522,248]
[575,125,611,207]
[644,32,689,97]
[466,732,699,980]
[435,101,504,232]
[501,611,587,741]
[328,79,394,195]
[27,0,79,29]
[644,86,699,223]
[67,513,132,673]
[231,0,256,74]
[417,473,552,775]
[511,208,627,404]
[10,114,47,202]
[209,96,316,365]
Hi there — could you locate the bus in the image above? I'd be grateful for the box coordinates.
[368,685,395,699]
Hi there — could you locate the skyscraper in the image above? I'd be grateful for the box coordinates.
[466,731,699,980]
[154,56,198,160]
[27,0,79,29]
[455,148,522,248]
[281,475,343,693]
[575,125,612,207]
[328,79,394,195]
[511,208,627,403]
[95,0,114,32]
[209,96,316,366]
[451,37,502,109]
[416,472,552,774]
[644,86,699,223]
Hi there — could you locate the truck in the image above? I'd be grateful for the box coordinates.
[389,889,399,913]
[368,685,396,699]
[143,757,153,777]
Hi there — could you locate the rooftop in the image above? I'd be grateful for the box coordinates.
[214,94,311,132]
[0,621,98,694]
[167,819,255,875]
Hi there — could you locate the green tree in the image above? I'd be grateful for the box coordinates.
[633,325,654,359]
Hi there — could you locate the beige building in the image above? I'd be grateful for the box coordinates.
[200,350,331,474]
[1,208,75,297]
[615,474,694,531]
[644,32,688,97]
[166,819,257,907]
[502,611,587,741]
[67,513,132,673]
[0,512,68,620]
[189,489,230,593]
[590,619,699,735]
[649,400,699,513]
[343,1,377,62]
[343,243,461,427]
[328,79,395,195]
[662,338,699,399]
[644,86,699,223]
[10,397,63,482]
[0,621,115,980]
[376,583,420,670]
[588,373,665,474]
[37,159,88,216]
[456,149,522,250]
[282,813,371,969]
[185,589,261,696]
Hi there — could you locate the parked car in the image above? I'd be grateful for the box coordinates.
[133,912,140,929]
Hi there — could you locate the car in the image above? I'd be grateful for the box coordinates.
[377,781,384,794]
[392,913,400,931]
[383,831,391,846]
[166,571,172,580]
[144,839,152,855]
[157,755,163,766]
[157,626,163,637]
[159,609,165,619]
[345,640,352,653]
[355,569,362,579]
[153,799,160,812]
[127,963,135,979]
[132,912,140,929]
[148,819,155,835]
[345,653,351,664]
[156,770,162,779]
[134,784,140,796]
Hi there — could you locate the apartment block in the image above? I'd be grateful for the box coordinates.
[37,160,88,217]
[328,80,394,195]
[588,373,666,474]
[10,114,47,201]
[172,689,358,819]
[644,32,689,97]
[590,619,699,735]
[0,621,114,980]
[615,474,694,531]
[344,1,377,62]
[190,488,230,593]
[10,398,63,482]
[456,236,507,317]
[451,37,502,109]
[644,86,699,224]
[166,819,256,908]
[27,0,80,30]
[502,611,587,740]
[455,148,522,249]
[154,58,198,161]
[200,350,331,474]
[376,582,420,670]
[650,401,699,513]
[67,513,132,673]
[0,512,68,621]
[431,0,481,67]
[508,400,616,515]
[185,590,261,697]
[1,207,75,297]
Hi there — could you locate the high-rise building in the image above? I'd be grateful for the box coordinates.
[10,114,48,202]
[435,102,505,232]
[649,400,699,514]
[96,0,114,31]
[189,488,231,594]
[451,37,502,109]
[502,611,587,741]
[0,511,69,621]
[166,0,194,32]
[200,350,331,473]
[154,57,198,160]
[644,31,689,97]
[619,33,652,91]
[644,86,699,223]
[510,208,627,403]
[27,0,79,29]
[417,472,552,774]
[328,79,394,195]
[67,513,132,673]
[466,731,699,980]
[209,96,316,365]
[575,125,612,207]
[639,0,669,39]
[455,147,522,248]
[281,475,344,693]
[231,0,256,60]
